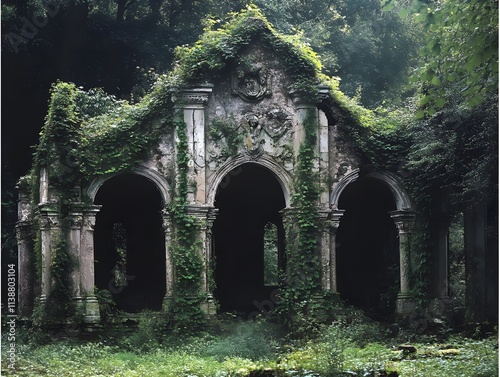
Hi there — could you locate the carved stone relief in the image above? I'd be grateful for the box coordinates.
[207,104,295,169]
[231,64,272,102]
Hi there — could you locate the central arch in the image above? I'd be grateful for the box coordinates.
[212,163,286,313]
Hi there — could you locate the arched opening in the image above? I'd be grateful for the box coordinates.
[94,173,166,312]
[213,164,286,313]
[336,177,399,319]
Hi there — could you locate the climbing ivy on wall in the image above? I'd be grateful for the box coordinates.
[279,107,323,323]
[167,117,206,332]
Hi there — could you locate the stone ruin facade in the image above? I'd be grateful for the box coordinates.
[15,36,490,324]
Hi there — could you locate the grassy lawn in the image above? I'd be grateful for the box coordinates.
[2,318,498,377]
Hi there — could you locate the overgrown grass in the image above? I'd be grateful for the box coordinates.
[1,317,498,377]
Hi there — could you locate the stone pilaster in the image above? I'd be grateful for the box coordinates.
[39,167,49,204]
[38,204,60,305]
[68,211,84,312]
[16,180,34,317]
[390,210,416,314]
[177,85,213,205]
[161,209,174,311]
[318,209,331,291]
[16,221,34,317]
[80,205,101,323]
[328,209,344,293]
[292,100,317,163]
[185,205,218,315]
[317,86,331,208]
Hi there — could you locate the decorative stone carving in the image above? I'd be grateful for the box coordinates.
[18,201,31,222]
[69,214,83,230]
[83,216,96,230]
[232,65,272,102]
[176,85,213,106]
[39,213,60,230]
[242,113,265,156]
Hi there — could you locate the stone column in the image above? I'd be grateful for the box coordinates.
[39,167,49,203]
[68,211,84,312]
[319,209,331,291]
[16,181,34,317]
[317,85,331,208]
[38,204,60,305]
[162,209,174,311]
[464,201,487,322]
[185,205,218,315]
[293,101,317,162]
[80,205,101,323]
[328,209,344,293]
[178,85,213,205]
[390,210,416,314]
[16,222,34,317]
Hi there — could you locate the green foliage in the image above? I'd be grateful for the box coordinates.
[278,108,324,328]
[171,5,321,99]
[122,311,166,353]
[167,117,206,333]
[208,116,244,158]
[256,0,422,107]
[385,0,498,115]
[205,321,276,361]
[2,319,498,377]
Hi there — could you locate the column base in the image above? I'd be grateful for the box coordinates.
[83,296,100,324]
[396,294,416,315]
[162,295,174,312]
[201,294,217,316]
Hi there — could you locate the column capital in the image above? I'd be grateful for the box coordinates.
[80,205,101,231]
[174,84,213,108]
[185,205,216,218]
[15,221,33,241]
[68,212,84,230]
[390,210,416,234]
[39,207,60,230]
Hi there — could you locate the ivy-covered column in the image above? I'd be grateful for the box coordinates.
[390,210,416,314]
[204,208,218,313]
[328,209,344,293]
[68,211,84,312]
[161,209,174,311]
[185,205,218,315]
[16,180,34,317]
[38,203,60,306]
[80,205,101,323]
[319,209,332,291]
[179,85,213,205]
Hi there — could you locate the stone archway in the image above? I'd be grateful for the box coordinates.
[330,169,415,315]
[335,177,399,318]
[93,173,168,312]
[212,163,286,313]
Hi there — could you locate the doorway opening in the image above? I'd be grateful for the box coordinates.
[94,174,166,312]
[336,177,399,319]
[213,164,286,313]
